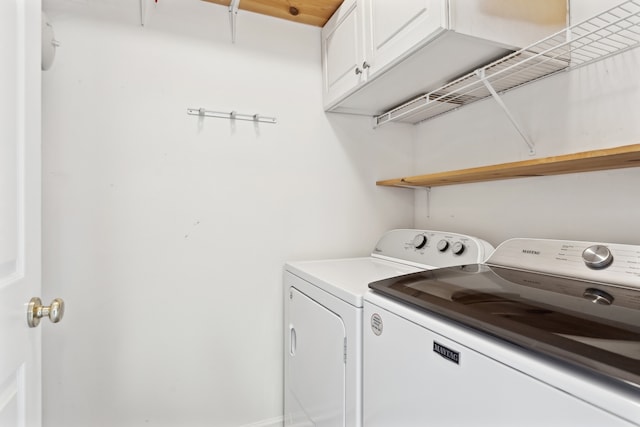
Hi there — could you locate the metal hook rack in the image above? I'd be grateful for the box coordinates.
[187,108,277,124]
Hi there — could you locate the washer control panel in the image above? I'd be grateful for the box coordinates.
[372,229,494,268]
[488,238,640,289]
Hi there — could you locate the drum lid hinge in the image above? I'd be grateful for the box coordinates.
[343,338,347,364]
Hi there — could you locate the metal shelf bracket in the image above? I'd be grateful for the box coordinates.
[139,0,146,26]
[229,0,240,43]
[475,69,535,155]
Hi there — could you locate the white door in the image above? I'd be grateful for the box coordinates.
[287,287,346,427]
[321,0,366,109]
[1,1,43,426]
[367,0,446,75]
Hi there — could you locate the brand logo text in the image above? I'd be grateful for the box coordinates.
[522,249,541,255]
[433,342,460,364]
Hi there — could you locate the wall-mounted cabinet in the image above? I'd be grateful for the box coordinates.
[321,0,367,108]
[321,0,567,116]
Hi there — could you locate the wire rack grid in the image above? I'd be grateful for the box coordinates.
[374,0,640,127]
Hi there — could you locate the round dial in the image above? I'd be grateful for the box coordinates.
[437,239,449,252]
[582,245,613,269]
[412,235,427,249]
[452,242,465,255]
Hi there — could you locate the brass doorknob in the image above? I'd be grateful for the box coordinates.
[27,297,65,328]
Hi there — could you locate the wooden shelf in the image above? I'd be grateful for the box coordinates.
[201,0,343,27]
[377,144,640,188]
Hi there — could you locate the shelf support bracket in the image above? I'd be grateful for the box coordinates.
[139,0,146,26]
[424,187,431,219]
[229,0,240,43]
[475,69,535,156]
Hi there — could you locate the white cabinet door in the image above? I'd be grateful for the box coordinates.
[321,0,367,109]
[0,1,42,426]
[367,0,447,76]
[287,288,346,427]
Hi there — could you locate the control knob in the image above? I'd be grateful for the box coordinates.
[582,245,613,269]
[452,242,465,255]
[437,239,449,252]
[412,235,427,249]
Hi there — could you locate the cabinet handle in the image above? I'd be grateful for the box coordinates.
[290,326,297,356]
[354,67,362,75]
[362,61,370,69]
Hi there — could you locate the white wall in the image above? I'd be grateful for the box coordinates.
[413,1,640,247]
[41,1,413,426]
[40,0,640,425]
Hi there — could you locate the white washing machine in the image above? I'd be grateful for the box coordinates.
[364,238,640,426]
[283,229,494,427]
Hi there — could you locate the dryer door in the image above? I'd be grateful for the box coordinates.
[287,287,346,427]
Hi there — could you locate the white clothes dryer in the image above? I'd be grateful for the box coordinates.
[283,229,494,427]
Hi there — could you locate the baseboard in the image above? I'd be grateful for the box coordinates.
[239,415,284,427]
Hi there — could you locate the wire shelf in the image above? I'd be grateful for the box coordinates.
[374,0,640,127]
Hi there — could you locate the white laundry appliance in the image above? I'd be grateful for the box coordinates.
[364,238,640,426]
[283,229,494,427]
